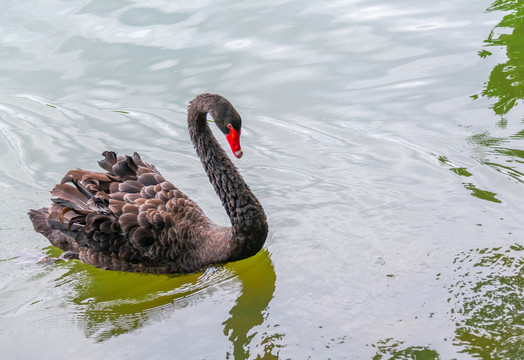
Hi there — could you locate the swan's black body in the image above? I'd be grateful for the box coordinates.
[28,94,268,273]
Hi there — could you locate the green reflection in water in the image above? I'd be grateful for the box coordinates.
[448,244,524,359]
[51,247,279,357]
[477,1,524,116]
[462,183,502,203]
[440,0,524,203]
[438,156,502,203]
[371,338,440,360]
[463,0,524,192]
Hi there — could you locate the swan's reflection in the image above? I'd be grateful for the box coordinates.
[223,249,278,359]
[52,248,277,355]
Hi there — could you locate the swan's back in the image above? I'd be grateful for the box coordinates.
[29,151,232,273]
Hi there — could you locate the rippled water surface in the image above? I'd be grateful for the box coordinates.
[1,0,523,359]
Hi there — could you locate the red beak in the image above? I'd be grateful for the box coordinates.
[226,127,243,158]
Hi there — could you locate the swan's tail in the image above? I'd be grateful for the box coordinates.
[28,207,52,237]
[28,207,81,253]
[28,171,107,253]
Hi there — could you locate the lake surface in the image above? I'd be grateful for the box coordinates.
[1,0,523,359]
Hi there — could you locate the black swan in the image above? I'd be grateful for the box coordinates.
[28,93,268,274]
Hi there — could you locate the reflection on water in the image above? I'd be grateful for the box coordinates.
[439,0,524,204]
[223,251,280,359]
[467,0,524,194]
[54,248,277,357]
[447,245,524,359]
[476,0,524,116]
[438,155,503,203]
[371,339,439,360]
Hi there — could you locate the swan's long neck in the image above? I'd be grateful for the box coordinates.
[187,97,268,259]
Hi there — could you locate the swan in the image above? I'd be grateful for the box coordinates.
[28,93,268,273]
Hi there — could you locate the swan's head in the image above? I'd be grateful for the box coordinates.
[210,98,243,159]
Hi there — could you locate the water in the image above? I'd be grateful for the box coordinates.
[1,0,523,359]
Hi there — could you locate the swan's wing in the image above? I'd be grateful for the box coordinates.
[47,152,210,270]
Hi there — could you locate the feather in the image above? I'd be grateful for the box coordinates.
[119,180,144,193]
[119,213,138,233]
[51,184,90,210]
[98,151,117,172]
